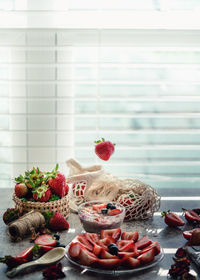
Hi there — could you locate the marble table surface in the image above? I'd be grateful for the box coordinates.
[0,188,200,280]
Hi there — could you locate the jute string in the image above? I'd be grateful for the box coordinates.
[8,211,45,241]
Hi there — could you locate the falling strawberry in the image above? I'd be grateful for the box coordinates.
[43,211,69,231]
[94,138,115,161]
[161,210,185,227]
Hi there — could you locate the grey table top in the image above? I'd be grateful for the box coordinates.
[0,188,200,280]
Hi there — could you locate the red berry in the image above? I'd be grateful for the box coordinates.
[94,138,115,161]
[48,173,66,198]
[49,212,69,231]
[15,183,28,198]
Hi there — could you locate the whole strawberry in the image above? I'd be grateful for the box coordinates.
[48,173,66,198]
[43,212,69,231]
[94,138,115,161]
[33,185,52,202]
[161,210,185,227]
[3,208,21,225]
[15,183,28,198]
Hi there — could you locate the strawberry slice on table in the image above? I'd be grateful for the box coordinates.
[34,234,57,247]
[100,249,118,259]
[16,246,34,261]
[77,234,93,251]
[189,228,200,245]
[85,233,99,245]
[97,258,121,269]
[93,244,102,256]
[100,228,121,241]
[94,138,115,161]
[121,257,140,268]
[121,231,139,242]
[140,241,161,256]
[137,247,155,264]
[161,210,185,227]
[183,208,200,223]
[108,209,122,216]
[78,248,97,266]
[135,236,152,249]
[183,228,200,241]
[40,246,54,253]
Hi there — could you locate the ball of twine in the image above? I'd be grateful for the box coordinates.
[8,211,45,241]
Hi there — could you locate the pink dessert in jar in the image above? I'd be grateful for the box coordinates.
[78,201,125,233]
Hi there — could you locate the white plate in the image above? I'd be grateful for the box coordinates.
[65,243,164,275]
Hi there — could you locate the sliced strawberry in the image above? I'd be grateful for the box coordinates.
[100,228,121,241]
[183,228,200,241]
[93,204,107,213]
[68,242,83,258]
[137,248,155,264]
[117,240,134,250]
[40,246,54,253]
[97,236,116,250]
[140,241,161,256]
[135,236,152,249]
[97,258,121,269]
[121,257,140,268]
[77,234,93,251]
[100,248,118,259]
[118,252,137,259]
[78,248,97,266]
[108,209,122,216]
[34,234,57,247]
[121,231,139,242]
[93,244,102,256]
[120,243,138,254]
[184,209,200,223]
[85,233,99,245]
[16,246,34,260]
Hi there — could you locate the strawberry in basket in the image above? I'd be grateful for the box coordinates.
[14,164,69,203]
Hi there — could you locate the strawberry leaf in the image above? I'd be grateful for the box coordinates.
[42,211,55,227]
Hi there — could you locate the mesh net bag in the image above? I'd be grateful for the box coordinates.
[66,159,161,220]
[116,179,161,220]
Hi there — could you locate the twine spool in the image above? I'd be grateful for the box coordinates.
[8,211,45,241]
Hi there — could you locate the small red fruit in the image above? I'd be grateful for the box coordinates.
[121,231,139,242]
[135,235,152,249]
[16,246,34,261]
[137,248,155,264]
[48,173,66,198]
[33,186,52,202]
[190,228,200,245]
[94,138,115,161]
[49,212,69,231]
[183,208,200,223]
[34,234,57,247]
[100,228,121,241]
[183,228,200,241]
[15,183,28,198]
[161,210,185,227]
[108,208,122,216]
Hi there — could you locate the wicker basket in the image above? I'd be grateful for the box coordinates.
[13,193,70,218]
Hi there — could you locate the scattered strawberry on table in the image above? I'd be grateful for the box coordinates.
[14,164,69,203]
[0,234,65,269]
[94,138,115,161]
[161,210,185,227]
[182,208,200,224]
[68,228,161,270]
[43,211,69,231]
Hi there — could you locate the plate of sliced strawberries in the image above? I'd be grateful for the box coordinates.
[66,228,164,275]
